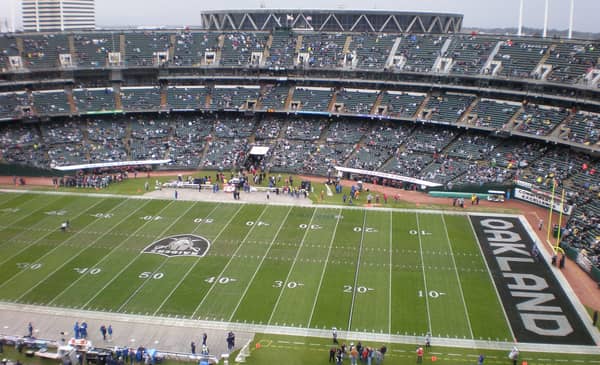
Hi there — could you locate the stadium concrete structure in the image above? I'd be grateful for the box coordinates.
[1,8,600,357]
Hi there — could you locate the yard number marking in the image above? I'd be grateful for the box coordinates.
[246,221,270,226]
[344,285,374,293]
[194,218,214,224]
[205,276,236,284]
[353,227,378,233]
[141,216,163,221]
[91,213,113,219]
[74,267,101,275]
[273,281,304,289]
[299,224,322,230]
[418,290,446,298]
[17,262,42,270]
[409,230,432,235]
[138,271,164,279]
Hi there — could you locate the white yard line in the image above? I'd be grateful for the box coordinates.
[440,214,474,339]
[466,214,515,342]
[415,213,433,335]
[16,199,131,302]
[388,211,393,334]
[190,206,270,319]
[231,206,294,322]
[116,202,199,312]
[80,200,180,309]
[346,210,367,332]
[266,208,317,325]
[306,209,342,327]
[152,203,242,316]
[0,198,107,289]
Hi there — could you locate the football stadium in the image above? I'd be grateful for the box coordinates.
[0,2,600,365]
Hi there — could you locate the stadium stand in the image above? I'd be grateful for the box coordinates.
[259,84,290,111]
[73,88,116,113]
[125,31,171,66]
[121,87,162,111]
[421,93,475,124]
[220,32,268,67]
[561,112,600,145]
[514,104,569,136]
[167,86,208,110]
[379,92,425,119]
[393,34,446,72]
[32,90,70,116]
[22,34,69,69]
[209,86,260,110]
[445,35,497,75]
[0,92,30,120]
[469,99,521,130]
[74,33,120,68]
[493,38,550,78]
[291,87,333,112]
[265,30,297,68]
[172,31,219,66]
[334,89,378,114]
[546,42,600,84]
[297,33,347,68]
[352,33,396,70]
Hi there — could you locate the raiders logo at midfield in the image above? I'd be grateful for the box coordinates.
[143,234,210,257]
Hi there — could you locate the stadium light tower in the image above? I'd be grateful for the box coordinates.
[517,0,524,36]
[568,0,575,39]
[543,0,549,38]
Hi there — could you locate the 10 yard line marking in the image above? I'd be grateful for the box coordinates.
[230,206,293,322]
[440,214,474,339]
[80,200,179,309]
[190,205,270,319]
[416,213,433,335]
[16,198,132,302]
[347,210,367,332]
[266,207,316,325]
[47,199,153,306]
[306,209,342,328]
[116,202,199,312]
[0,198,107,289]
[152,203,239,316]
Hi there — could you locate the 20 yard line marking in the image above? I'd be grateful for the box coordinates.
[306,209,342,328]
[266,207,316,325]
[416,213,433,335]
[16,198,132,302]
[347,210,367,332]
[0,198,107,289]
[116,202,199,312]
[47,199,154,306]
[153,203,243,316]
[440,214,474,339]
[191,205,270,319]
[230,206,293,322]
[80,200,180,309]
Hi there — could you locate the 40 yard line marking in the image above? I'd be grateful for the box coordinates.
[116,202,199,312]
[306,209,342,328]
[80,200,179,309]
[347,210,367,332]
[440,214,474,339]
[46,199,153,306]
[230,206,293,322]
[190,205,270,319]
[416,213,433,335]
[0,198,107,290]
[152,203,243,316]
[15,198,131,302]
[266,207,316,325]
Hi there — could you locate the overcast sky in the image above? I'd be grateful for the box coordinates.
[1,0,599,32]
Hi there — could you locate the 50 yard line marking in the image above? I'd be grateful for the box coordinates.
[0,198,107,289]
[441,214,474,339]
[191,205,270,319]
[230,206,293,322]
[152,203,242,316]
[116,202,199,312]
[306,209,342,328]
[416,213,433,335]
[347,210,367,332]
[265,207,316,325]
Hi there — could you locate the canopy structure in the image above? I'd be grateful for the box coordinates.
[334,166,443,188]
[52,159,171,171]
[249,146,270,156]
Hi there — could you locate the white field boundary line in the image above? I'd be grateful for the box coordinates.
[80,200,180,309]
[347,210,367,332]
[518,215,600,345]
[0,198,107,289]
[116,202,199,312]
[231,206,294,322]
[388,211,393,334]
[190,205,270,319]
[16,198,132,302]
[152,203,244,316]
[416,212,433,335]
[440,213,474,339]
[1,301,598,355]
[306,209,342,328]
[0,196,96,265]
[466,214,516,342]
[266,207,317,325]
[46,199,154,306]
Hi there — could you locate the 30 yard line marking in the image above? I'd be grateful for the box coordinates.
[231,206,293,322]
[347,210,367,332]
[440,214,474,339]
[266,207,316,325]
[46,199,154,306]
[152,203,243,316]
[16,198,132,302]
[80,200,180,309]
[416,213,432,335]
[191,205,270,319]
[0,198,107,289]
[116,202,199,312]
[306,209,342,328]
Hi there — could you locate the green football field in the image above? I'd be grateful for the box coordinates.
[0,192,514,341]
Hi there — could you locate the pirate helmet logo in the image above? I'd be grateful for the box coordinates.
[143,234,210,257]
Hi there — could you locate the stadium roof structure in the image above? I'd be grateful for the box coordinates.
[200,9,463,33]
